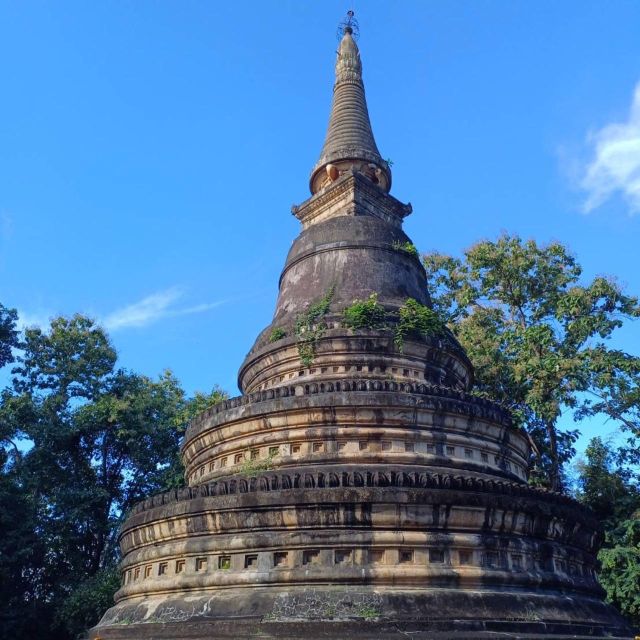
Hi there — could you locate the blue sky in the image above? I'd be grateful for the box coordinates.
[1,1,639,458]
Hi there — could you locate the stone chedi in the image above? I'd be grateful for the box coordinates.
[93,23,632,640]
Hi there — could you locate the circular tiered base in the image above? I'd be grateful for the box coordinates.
[92,470,632,639]
[92,588,632,639]
[92,376,633,639]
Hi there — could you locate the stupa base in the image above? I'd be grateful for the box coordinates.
[90,587,633,639]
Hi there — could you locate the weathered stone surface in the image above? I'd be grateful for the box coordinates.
[273,213,429,326]
[239,330,473,394]
[89,19,634,640]
[92,590,631,639]
[310,28,391,194]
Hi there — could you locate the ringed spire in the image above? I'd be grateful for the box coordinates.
[310,13,391,194]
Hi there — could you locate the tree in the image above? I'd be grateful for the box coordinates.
[0,303,18,369]
[423,234,640,490]
[0,313,227,639]
[576,349,640,432]
[55,565,121,639]
[0,304,45,638]
[0,423,45,639]
[576,437,638,526]
[0,302,20,461]
[577,437,640,625]
[598,518,640,626]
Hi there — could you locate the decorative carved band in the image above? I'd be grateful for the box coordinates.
[293,171,409,225]
[126,468,593,527]
[186,378,513,437]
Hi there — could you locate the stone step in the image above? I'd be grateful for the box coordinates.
[89,618,636,640]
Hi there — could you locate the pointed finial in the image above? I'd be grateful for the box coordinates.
[310,12,392,194]
[337,9,359,40]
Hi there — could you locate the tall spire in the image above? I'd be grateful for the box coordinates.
[310,14,392,194]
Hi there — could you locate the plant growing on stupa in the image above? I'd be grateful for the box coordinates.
[392,240,419,259]
[342,293,387,330]
[239,449,279,477]
[393,298,445,351]
[295,285,335,366]
[268,327,287,343]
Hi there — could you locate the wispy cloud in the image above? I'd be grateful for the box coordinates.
[581,82,640,215]
[14,288,228,334]
[16,310,52,330]
[103,287,226,331]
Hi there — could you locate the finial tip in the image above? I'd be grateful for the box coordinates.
[337,9,359,40]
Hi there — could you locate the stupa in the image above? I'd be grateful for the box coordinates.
[92,15,633,640]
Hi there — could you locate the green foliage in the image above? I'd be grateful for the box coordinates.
[177,386,228,423]
[342,293,387,330]
[598,519,640,626]
[392,240,419,259]
[163,384,228,488]
[0,303,18,368]
[425,236,640,627]
[269,327,287,342]
[238,449,279,477]
[394,298,444,351]
[295,286,335,333]
[56,565,121,639]
[295,285,335,366]
[0,447,45,638]
[357,605,382,620]
[0,312,227,639]
[423,234,640,491]
[575,346,640,438]
[575,437,640,626]
[13,314,118,401]
[576,437,639,525]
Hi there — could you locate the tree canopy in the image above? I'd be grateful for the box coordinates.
[576,437,640,625]
[423,234,640,490]
[423,234,640,625]
[0,303,18,369]
[0,313,226,639]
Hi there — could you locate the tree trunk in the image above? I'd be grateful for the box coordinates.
[546,420,561,491]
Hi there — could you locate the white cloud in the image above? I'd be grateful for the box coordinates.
[103,287,182,330]
[14,288,226,334]
[103,288,225,331]
[581,82,640,215]
[16,310,52,330]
